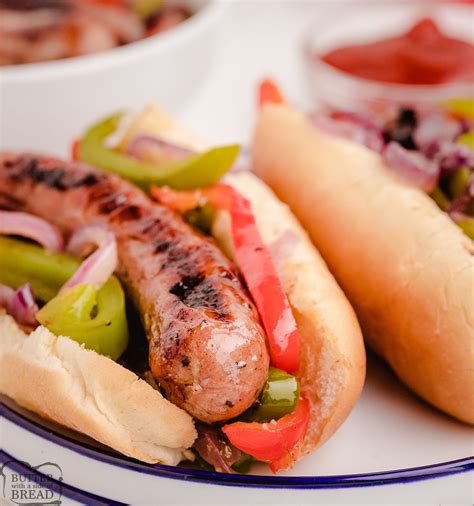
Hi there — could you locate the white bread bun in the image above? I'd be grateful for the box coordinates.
[252,104,474,424]
[223,172,366,460]
[0,311,196,464]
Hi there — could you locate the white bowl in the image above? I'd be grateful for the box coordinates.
[0,0,224,156]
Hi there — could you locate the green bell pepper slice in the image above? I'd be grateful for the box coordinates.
[457,131,474,151]
[251,367,300,422]
[0,236,128,360]
[443,98,474,120]
[449,168,471,199]
[78,113,240,191]
[131,0,163,19]
[430,187,450,212]
[457,218,474,240]
[36,282,128,360]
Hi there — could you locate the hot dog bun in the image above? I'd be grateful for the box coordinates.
[0,170,366,469]
[0,311,196,464]
[252,104,474,424]
[0,105,366,470]
[224,172,366,459]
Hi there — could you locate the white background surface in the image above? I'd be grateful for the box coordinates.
[181,0,317,145]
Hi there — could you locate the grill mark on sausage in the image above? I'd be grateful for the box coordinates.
[155,240,171,253]
[6,156,101,191]
[170,273,205,304]
[0,153,270,423]
[109,204,142,222]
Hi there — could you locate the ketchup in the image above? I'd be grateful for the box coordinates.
[321,18,474,85]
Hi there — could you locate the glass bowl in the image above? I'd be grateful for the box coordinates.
[303,1,474,117]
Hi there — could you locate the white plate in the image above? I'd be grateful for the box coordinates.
[2,354,472,504]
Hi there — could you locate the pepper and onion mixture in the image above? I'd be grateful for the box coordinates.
[0,0,192,66]
[259,80,474,240]
[0,106,310,473]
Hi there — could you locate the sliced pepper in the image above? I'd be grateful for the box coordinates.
[449,168,471,199]
[0,236,79,302]
[250,368,300,422]
[36,282,128,360]
[77,113,240,190]
[430,186,450,211]
[131,0,163,19]
[222,397,310,472]
[457,218,474,240]
[151,184,301,372]
[71,138,81,162]
[258,79,286,108]
[457,131,474,151]
[443,98,474,120]
[0,236,128,360]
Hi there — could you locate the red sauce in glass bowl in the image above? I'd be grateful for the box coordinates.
[321,18,474,85]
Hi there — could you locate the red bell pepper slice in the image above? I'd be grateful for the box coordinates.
[71,139,81,162]
[222,397,310,471]
[152,184,301,373]
[258,79,286,108]
[83,0,127,8]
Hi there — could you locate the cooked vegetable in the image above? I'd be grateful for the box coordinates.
[193,425,242,474]
[125,134,193,164]
[77,113,240,190]
[152,184,301,373]
[0,211,64,252]
[430,187,450,211]
[62,224,117,292]
[457,218,474,240]
[458,131,474,151]
[0,236,128,359]
[251,368,300,422]
[36,280,128,360]
[449,168,471,199]
[258,79,286,108]
[382,141,439,192]
[222,397,310,473]
[443,98,474,120]
[0,283,38,327]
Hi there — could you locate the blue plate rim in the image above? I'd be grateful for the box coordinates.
[2,402,473,490]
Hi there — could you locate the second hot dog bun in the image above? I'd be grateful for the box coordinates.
[252,104,474,424]
[0,311,196,464]
[223,172,366,458]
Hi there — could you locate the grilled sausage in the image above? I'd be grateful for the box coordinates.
[0,153,270,423]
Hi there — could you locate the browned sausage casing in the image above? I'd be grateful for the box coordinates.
[0,153,270,423]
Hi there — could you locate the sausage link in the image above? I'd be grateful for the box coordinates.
[0,153,270,423]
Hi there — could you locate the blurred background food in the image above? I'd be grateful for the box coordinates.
[0,0,192,65]
[304,1,474,118]
[0,0,221,154]
[0,1,472,154]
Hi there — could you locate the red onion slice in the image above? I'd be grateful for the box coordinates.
[0,284,15,309]
[62,224,117,292]
[311,113,384,153]
[438,142,474,174]
[0,211,64,252]
[1,283,39,327]
[414,113,463,156]
[383,141,440,193]
[194,425,241,474]
[126,135,194,164]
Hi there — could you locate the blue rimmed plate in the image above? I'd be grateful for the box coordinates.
[2,354,472,504]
